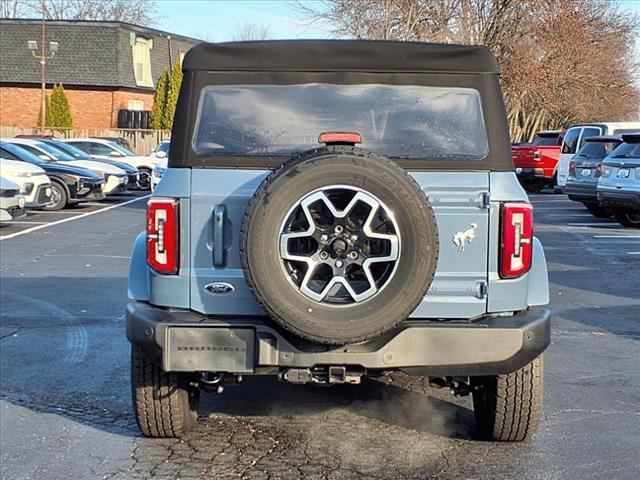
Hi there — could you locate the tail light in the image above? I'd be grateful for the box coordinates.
[500,203,533,279]
[147,198,179,274]
[568,161,577,177]
[595,164,603,178]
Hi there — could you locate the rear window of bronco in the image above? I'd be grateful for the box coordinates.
[192,83,489,160]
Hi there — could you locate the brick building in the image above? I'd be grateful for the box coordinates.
[0,19,200,128]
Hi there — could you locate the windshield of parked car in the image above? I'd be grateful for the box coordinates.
[154,142,170,153]
[108,142,136,156]
[0,142,47,165]
[532,134,559,146]
[47,140,93,160]
[193,84,489,159]
[30,141,76,161]
[575,141,621,160]
[608,141,640,159]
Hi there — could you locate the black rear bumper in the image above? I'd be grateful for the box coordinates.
[516,168,545,179]
[126,302,551,376]
[598,189,640,210]
[565,182,597,202]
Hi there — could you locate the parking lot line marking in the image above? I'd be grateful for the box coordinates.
[593,235,640,239]
[0,194,150,241]
[1,221,49,224]
[547,214,593,217]
[567,222,618,226]
[29,210,84,214]
[627,252,640,255]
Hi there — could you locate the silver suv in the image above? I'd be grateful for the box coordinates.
[597,133,640,227]
[126,41,551,442]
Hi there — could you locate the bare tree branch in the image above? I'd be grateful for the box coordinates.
[1,0,159,25]
[293,0,640,140]
[231,21,272,41]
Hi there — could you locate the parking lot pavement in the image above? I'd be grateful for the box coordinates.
[0,192,150,240]
[1,191,639,480]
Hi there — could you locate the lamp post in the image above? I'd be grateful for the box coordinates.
[28,20,58,134]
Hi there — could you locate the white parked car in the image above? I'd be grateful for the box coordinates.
[5,138,129,195]
[0,177,26,223]
[557,122,640,188]
[0,158,52,208]
[150,155,168,191]
[61,138,158,190]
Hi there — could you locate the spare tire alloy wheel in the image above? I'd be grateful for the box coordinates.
[241,147,439,345]
[280,185,400,304]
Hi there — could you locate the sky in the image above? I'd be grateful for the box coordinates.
[154,1,332,41]
[154,0,640,41]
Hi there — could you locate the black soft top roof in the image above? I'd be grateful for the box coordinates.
[183,40,500,74]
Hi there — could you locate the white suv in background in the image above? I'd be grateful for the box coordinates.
[557,122,640,189]
[4,138,128,195]
[62,138,158,190]
[0,158,52,208]
[0,177,26,223]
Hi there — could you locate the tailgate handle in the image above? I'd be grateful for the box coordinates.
[213,205,226,267]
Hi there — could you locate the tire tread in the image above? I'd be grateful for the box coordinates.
[131,346,197,438]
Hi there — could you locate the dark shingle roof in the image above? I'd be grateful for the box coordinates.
[0,19,200,89]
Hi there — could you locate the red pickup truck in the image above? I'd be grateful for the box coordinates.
[512,130,562,192]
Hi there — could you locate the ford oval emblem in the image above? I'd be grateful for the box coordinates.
[204,282,235,295]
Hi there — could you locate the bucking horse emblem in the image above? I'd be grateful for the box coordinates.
[452,223,478,252]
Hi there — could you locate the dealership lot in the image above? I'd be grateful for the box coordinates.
[1,192,638,480]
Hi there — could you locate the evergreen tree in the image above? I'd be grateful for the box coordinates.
[49,84,73,128]
[151,69,169,130]
[162,60,183,130]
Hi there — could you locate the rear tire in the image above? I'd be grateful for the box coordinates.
[131,346,200,438]
[583,202,612,219]
[613,209,640,228]
[472,355,543,442]
[42,181,67,211]
[523,180,545,193]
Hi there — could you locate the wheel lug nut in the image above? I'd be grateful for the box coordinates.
[320,234,329,243]
[348,251,358,260]
[335,259,343,268]
[335,225,344,234]
[319,251,329,260]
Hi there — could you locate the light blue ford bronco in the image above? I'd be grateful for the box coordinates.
[126,40,551,441]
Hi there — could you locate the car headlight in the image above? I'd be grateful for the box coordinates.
[636,167,640,180]
[600,165,612,178]
[7,170,36,178]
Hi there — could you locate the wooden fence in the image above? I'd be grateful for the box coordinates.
[0,126,171,156]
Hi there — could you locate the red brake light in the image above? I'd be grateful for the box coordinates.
[318,132,362,145]
[500,203,533,279]
[147,198,179,274]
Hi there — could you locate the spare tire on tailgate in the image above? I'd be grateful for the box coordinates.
[240,146,439,345]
